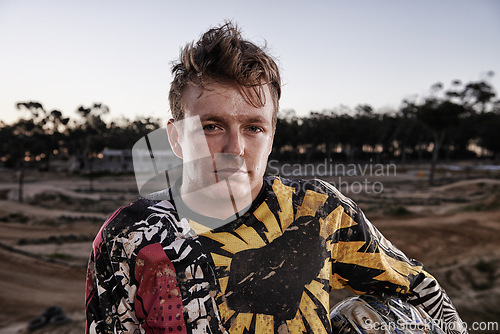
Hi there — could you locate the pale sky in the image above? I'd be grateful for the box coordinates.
[1,0,499,126]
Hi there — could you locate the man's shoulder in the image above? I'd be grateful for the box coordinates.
[101,196,177,237]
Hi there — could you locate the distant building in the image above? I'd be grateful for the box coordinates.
[29,147,180,174]
[93,149,134,173]
[93,148,180,174]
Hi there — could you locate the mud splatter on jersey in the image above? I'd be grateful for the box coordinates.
[85,176,466,334]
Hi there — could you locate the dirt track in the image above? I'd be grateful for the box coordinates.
[0,172,499,332]
[375,210,500,267]
[0,245,86,329]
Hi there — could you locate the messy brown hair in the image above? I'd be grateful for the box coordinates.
[169,21,281,127]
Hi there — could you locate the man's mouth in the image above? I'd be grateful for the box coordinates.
[214,168,248,175]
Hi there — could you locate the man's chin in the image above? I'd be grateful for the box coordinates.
[178,176,259,219]
[209,179,251,198]
[195,179,252,207]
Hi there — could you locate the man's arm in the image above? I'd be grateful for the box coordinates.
[331,203,468,334]
[85,207,142,333]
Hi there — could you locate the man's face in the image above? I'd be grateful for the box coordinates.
[168,81,275,206]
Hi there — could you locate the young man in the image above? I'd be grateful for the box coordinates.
[85,22,467,333]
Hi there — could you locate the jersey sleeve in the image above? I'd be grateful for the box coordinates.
[330,200,468,334]
[85,206,142,333]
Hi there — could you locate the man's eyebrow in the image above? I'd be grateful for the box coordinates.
[199,115,268,124]
[243,116,268,124]
[199,115,227,123]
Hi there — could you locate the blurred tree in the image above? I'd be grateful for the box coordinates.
[354,104,386,162]
[395,100,435,163]
[73,103,109,172]
[476,111,500,161]
[270,109,302,161]
[16,101,70,170]
[70,103,110,191]
[445,72,497,114]
[394,101,417,163]
[415,94,468,185]
[376,113,400,162]
[10,101,70,201]
[0,122,27,201]
[107,116,161,150]
[302,110,336,163]
[445,75,499,160]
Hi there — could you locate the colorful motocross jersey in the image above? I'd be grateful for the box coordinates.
[85,176,467,334]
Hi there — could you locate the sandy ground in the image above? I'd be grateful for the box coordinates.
[0,168,499,333]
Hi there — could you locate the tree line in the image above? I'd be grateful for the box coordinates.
[0,102,161,170]
[0,75,499,188]
[272,77,500,184]
[0,102,161,200]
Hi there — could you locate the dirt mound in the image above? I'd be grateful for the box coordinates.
[10,311,85,334]
[484,192,500,209]
[374,210,500,267]
[0,200,106,222]
[433,178,500,194]
[431,254,500,324]
[0,246,86,328]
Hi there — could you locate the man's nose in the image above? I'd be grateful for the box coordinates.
[223,130,244,156]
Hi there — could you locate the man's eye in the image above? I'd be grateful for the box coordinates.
[247,126,263,133]
[203,124,218,131]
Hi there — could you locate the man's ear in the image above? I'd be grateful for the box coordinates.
[267,130,275,156]
[167,119,183,159]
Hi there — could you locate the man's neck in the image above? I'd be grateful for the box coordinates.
[175,181,261,222]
